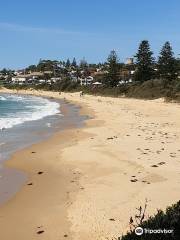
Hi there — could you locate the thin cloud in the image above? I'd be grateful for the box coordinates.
[0,22,91,36]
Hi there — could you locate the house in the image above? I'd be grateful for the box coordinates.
[11,76,27,84]
[92,81,102,86]
[14,70,25,76]
[38,79,46,84]
[118,79,132,85]
[125,58,134,65]
[80,76,94,86]
[43,71,53,75]
[71,76,78,82]
[29,72,44,79]
[50,77,62,83]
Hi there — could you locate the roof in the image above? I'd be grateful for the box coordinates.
[43,71,53,74]
[29,72,44,76]
[93,82,102,85]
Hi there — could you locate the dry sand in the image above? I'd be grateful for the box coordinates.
[0,88,180,240]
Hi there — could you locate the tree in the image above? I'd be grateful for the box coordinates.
[157,41,177,81]
[72,57,77,67]
[105,50,120,87]
[1,68,9,75]
[134,40,154,82]
[66,58,71,68]
[26,65,37,73]
[80,57,88,70]
[37,60,54,72]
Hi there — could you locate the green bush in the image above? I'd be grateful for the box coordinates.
[5,78,180,102]
[121,201,180,240]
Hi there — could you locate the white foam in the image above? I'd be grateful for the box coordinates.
[0,95,60,130]
[0,96,6,101]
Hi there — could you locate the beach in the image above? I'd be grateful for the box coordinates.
[0,88,180,240]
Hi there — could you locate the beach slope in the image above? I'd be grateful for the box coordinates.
[0,89,180,240]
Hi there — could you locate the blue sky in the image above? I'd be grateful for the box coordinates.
[0,0,179,69]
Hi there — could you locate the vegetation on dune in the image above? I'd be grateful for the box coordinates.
[121,201,180,240]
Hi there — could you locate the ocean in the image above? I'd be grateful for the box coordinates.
[0,93,62,205]
[0,92,87,205]
[0,93,62,161]
[0,93,60,130]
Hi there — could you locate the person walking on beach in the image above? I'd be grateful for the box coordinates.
[80,91,84,97]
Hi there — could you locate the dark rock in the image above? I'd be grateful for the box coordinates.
[130,179,138,182]
[37,230,44,234]
[27,183,33,186]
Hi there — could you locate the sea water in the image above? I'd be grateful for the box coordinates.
[0,94,60,130]
[0,93,88,205]
[0,93,61,162]
[0,93,62,204]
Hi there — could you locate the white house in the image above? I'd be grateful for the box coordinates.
[80,76,94,86]
[92,81,102,86]
[118,79,133,85]
[11,76,27,84]
[38,79,46,84]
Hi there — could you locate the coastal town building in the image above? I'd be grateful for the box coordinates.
[125,57,134,65]
[11,76,27,84]
[80,76,94,86]
[50,77,62,83]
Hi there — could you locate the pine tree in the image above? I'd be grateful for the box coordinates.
[72,57,77,67]
[106,50,120,87]
[66,58,71,68]
[158,41,176,81]
[134,40,154,82]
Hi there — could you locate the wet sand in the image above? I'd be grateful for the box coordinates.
[0,88,180,239]
[0,96,87,206]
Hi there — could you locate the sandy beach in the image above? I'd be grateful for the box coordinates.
[0,88,180,240]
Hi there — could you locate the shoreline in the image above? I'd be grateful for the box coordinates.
[0,88,180,239]
[0,92,88,207]
[0,89,94,240]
